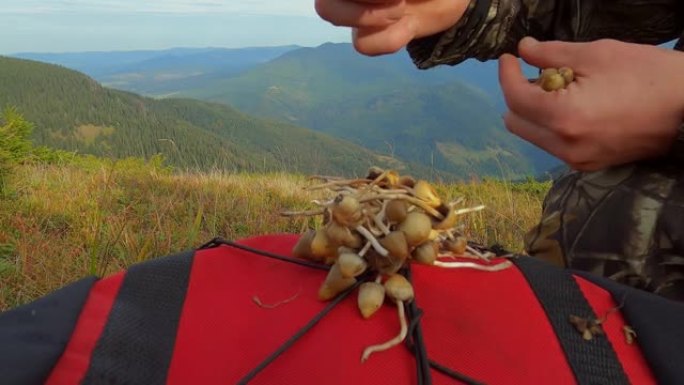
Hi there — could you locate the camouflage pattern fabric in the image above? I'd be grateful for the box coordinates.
[524,160,684,301]
[407,0,684,69]
[405,0,684,301]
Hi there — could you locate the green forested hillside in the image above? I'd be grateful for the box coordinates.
[0,56,410,176]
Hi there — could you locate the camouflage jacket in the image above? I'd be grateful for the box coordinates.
[407,0,684,69]
[406,0,684,301]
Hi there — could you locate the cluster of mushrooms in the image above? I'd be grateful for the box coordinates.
[282,167,512,362]
[535,67,575,91]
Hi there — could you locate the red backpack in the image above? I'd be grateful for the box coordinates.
[2,234,683,385]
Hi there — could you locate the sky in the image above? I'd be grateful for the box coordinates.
[0,0,351,54]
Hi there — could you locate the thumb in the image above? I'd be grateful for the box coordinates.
[352,17,416,56]
[518,36,582,69]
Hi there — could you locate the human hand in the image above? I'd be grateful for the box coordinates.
[499,37,684,171]
[314,0,469,56]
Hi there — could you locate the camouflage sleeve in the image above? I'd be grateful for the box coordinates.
[407,0,684,69]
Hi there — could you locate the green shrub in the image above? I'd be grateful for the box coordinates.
[0,108,33,189]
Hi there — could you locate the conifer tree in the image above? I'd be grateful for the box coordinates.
[0,107,33,190]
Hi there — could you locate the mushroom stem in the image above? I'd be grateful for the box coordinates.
[280,208,325,217]
[359,194,444,220]
[454,205,486,216]
[307,175,345,182]
[373,200,391,236]
[364,217,385,237]
[465,245,495,261]
[358,241,373,257]
[306,179,371,190]
[434,260,513,272]
[310,198,336,207]
[337,186,358,194]
[361,301,408,362]
[373,218,391,236]
[355,225,389,257]
[366,186,409,195]
[449,197,465,206]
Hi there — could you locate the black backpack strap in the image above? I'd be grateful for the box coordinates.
[575,271,684,385]
[514,256,630,385]
[0,276,98,385]
[81,250,194,385]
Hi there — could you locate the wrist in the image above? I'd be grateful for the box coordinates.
[423,0,471,38]
[407,0,491,69]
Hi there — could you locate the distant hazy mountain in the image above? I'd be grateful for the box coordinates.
[13,46,300,96]
[177,43,558,178]
[15,44,538,113]
[0,55,411,177]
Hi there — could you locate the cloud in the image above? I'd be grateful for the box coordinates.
[3,0,317,16]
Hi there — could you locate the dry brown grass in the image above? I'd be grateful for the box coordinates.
[0,160,549,310]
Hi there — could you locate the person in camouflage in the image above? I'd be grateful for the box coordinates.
[314,0,684,301]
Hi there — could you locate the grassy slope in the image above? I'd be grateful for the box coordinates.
[0,157,550,310]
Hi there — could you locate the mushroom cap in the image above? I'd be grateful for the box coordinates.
[540,68,559,77]
[541,73,566,91]
[331,195,362,226]
[325,222,362,248]
[325,221,351,244]
[357,282,386,319]
[318,263,357,301]
[311,229,338,258]
[413,180,441,208]
[385,199,408,224]
[384,274,414,302]
[379,231,410,262]
[559,67,574,84]
[338,252,368,278]
[398,212,433,247]
[443,236,467,255]
[292,230,320,261]
[412,241,439,265]
[432,203,458,230]
[365,249,404,275]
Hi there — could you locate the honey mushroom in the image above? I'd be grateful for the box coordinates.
[282,167,516,360]
[284,167,510,272]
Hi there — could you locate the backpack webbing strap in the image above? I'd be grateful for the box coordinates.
[514,256,630,385]
[81,250,194,385]
[0,276,98,385]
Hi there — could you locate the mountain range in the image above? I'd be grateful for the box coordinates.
[8,43,560,179]
[0,55,412,177]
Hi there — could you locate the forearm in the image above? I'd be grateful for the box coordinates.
[408,0,684,69]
